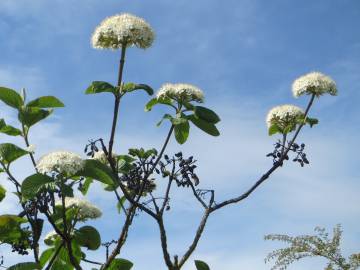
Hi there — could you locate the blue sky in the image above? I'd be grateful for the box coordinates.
[0,0,359,269]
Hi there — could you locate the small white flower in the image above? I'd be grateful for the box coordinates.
[26,144,36,153]
[55,197,102,221]
[36,151,84,176]
[92,13,155,50]
[156,83,204,103]
[266,104,304,129]
[292,72,337,97]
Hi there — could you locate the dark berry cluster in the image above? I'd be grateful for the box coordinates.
[267,141,309,167]
[159,152,199,187]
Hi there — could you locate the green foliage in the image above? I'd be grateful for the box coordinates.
[0,87,23,109]
[0,184,6,202]
[74,226,101,250]
[7,262,41,270]
[18,107,53,128]
[128,148,157,159]
[85,81,117,95]
[0,143,28,165]
[108,258,134,270]
[194,106,220,124]
[21,173,54,201]
[145,97,173,112]
[0,119,22,136]
[188,115,220,136]
[122,82,154,96]
[268,123,282,136]
[27,96,65,108]
[0,215,30,247]
[265,225,359,270]
[78,178,93,195]
[40,248,55,268]
[174,119,190,144]
[76,159,117,186]
[195,260,211,270]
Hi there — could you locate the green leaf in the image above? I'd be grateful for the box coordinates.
[0,119,22,136]
[0,87,23,109]
[195,260,210,270]
[268,123,281,136]
[27,96,64,108]
[39,248,55,268]
[188,115,220,136]
[145,97,173,112]
[116,196,127,214]
[174,120,190,144]
[79,178,93,195]
[0,215,28,244]
[157,114,173,127]
[306,117,319,128]
[194,106,221,124]
[7,262,40,270]
[145,98,158,112]
[75,159,117,186]
[85,81,117,95]
[171,115,188,126]
[74,226,101,250]
[108,258,134,270]
[122,83,154,96]
[18,107,53,128]
[21,173,54,201]
[0,143,28,164]
[0,185,5,202]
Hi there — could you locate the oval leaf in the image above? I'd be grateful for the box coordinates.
[188,115,220,136]
[108,258,134,270]
[0,87,23,109]
[123,83,154,96]
[0,143,28,164]
[194,106,221,124]
[74,226,101,250]
[85,81,116,95]
[174,120,190,144]
[18,107,53,128]
[21,173,54,201]
[7,262,40,270]
[0,119,22,136]
[27,96,64,108]
[195,260,210,270]
[75,159,117,186]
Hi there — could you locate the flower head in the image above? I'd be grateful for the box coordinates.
[92,13,155,49]
[55,197,102,221]
[266,104,304,130]
[292,72,337,97]
[156,83,204,103]
[36,151,84,176]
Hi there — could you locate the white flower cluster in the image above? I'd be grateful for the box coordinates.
[92,13,155,49]
[266,105,304,129]
[156,83,204,103]
[36,151,84,176]
[55,197,102,221]
[292,72,337,97]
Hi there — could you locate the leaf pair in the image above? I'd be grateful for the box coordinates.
[85,81,153,96]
